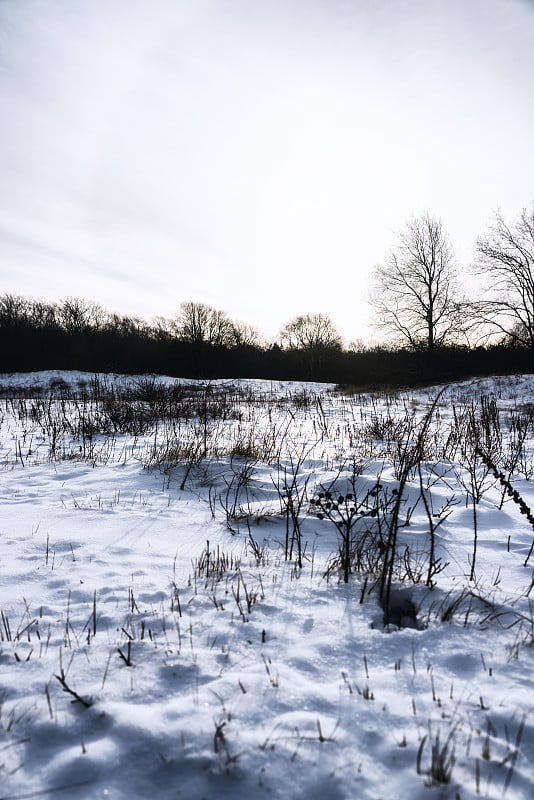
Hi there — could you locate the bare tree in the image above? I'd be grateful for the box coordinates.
[370,213,465,351]
[474,204,534,349]
[232,319,262,348]
[279,312,342,378]
[279,312,342,352]
[105,312,147,337]
[30,299,59,330]
[58,297,105,334]
[175,302,236,347]
[151,315,175,342]
[0,294,31,328]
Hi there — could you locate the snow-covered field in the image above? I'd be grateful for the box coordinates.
[1,370,534,800]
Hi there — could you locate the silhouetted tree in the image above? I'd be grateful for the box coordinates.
[279,312,342,379]
[232,319,263,348]
[30,299,59,330]
[58,298,105,334]
[0,294,30,328]
[175,302,236,347]
[474,204,534,349]
[370,213,465,351]
[279,312,342,351]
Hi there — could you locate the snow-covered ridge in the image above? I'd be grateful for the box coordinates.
[1,368,532,402]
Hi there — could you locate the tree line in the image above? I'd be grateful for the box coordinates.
[0,204,533,387]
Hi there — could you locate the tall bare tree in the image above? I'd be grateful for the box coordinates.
[370,213,464,351]
[474,204,534,349]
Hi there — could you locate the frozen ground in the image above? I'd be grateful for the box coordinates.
[0,371,533,799]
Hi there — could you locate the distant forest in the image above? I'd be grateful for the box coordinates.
[0,294,532,388]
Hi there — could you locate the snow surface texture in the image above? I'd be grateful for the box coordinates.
[0,371,533,799]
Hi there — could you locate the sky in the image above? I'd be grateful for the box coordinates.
[1,0,534,344]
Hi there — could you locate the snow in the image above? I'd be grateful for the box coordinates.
[1,370,533,799]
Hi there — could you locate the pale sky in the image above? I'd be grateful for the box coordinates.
[1,0,534,344]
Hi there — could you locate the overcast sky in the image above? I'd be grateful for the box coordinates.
[1,0,534,343]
